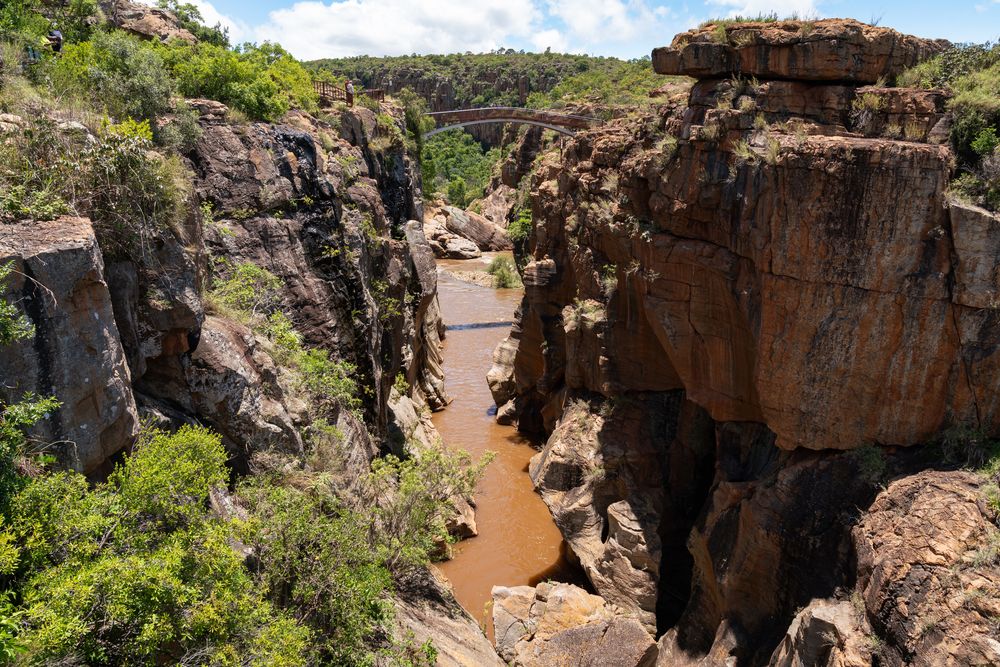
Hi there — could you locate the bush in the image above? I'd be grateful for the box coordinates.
[238,481,393,665]
[487,255,522,288]
[422,130,500,205]
[0,117,188,257]
[360,444,492,574]
[209,261,284,321]
[5,425,312,665]
[50,31,175,123]
[156,40,318,121]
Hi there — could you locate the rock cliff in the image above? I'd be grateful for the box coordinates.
[492,19,1000,665]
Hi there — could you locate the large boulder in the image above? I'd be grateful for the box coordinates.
[439,206,511,251]
[101,0,197,43]
[653,19,946,83]
[394,570,504,667]
[492,582,657,667]
[0,217,138,474]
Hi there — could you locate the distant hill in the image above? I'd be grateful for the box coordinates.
[306,52,633,111]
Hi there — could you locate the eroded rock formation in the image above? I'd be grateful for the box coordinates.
[494,18,1000,665]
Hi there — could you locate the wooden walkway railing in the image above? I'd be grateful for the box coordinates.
[314,81,385,106]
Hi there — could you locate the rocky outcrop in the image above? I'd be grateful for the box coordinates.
[423,215,482,260]
[852,471,1000,665]
[496,18,1000,665]
[766,600,872,667]
[0,217,138,474]
[394,570,504,667]
[425,205,511,252]
[492,582,657,667]
[654,19,946,83]
[101,0,197,43]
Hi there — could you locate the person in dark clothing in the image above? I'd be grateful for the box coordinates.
[346,80,354,107]
[47,29,63,53]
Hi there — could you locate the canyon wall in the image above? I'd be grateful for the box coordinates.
[492,19,1000,665]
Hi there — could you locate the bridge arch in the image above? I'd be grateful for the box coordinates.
[423,107,599,138]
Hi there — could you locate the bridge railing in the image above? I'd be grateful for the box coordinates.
[314,81,386,105]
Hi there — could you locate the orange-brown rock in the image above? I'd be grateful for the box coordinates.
[853,471,1000,665]
[653,19,946,83]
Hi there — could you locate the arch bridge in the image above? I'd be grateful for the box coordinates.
[424,107,600,138]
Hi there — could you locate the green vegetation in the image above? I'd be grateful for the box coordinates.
[0,116,189,258]
[525,58,666,110]
[208,262,363,415]
[421,130,500,205]
[487,255,522,288]
[898,42,1000,211]
[156,0,230,47]
[309,51,619,108]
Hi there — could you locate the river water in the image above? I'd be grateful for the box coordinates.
[431,256,574,630]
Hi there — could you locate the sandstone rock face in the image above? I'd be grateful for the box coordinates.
[394,570,504,667]
[0,218,138,474]
[853,471,1000,666]
[182,316,303,469]
[101,0,197,43]
[654,19,946,83]
[767,600,871,667]
[492,582,657,667]
[498,18,1000,665]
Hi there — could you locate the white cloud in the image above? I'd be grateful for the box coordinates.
[253,0,544,60]
[705,0,820,19]
[531,28,570,52]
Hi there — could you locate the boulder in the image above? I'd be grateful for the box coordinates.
[767,600,871,667]
[0,217,138,474]
[182,316,302,468]
[653,19,946,83]
[394,569,504,667]
[439,206,512,251]
[423,217,482,259]
[101,0,197,43]
[491,582,657,667]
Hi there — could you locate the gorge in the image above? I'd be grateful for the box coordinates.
[0,3,998,666]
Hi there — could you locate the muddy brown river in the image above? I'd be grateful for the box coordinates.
[432,256,575,630]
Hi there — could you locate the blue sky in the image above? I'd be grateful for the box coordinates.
[165,0,1000,60]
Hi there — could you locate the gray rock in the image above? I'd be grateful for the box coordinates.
[0,217,138,474]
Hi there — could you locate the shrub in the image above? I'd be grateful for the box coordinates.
[50,31,175,123]
[508,205,532,243]
[238,481,393,665]
[487,255,522,288]
[297,349,362,415]
[209,261,283,321]
[421,130,500,205]
[360,444,492,574]
[6,425,312,665]
[156,40,318,121]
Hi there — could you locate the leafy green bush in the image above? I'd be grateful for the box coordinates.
[156,40,318,121]
[507,205,532,243]
[209,261,284,321]
[422,130,499,203]
[238,480,393,665]
[297,349,362,415]
[5,425,312,665]
[486,255,522,288]
[361,445,492,574]
[50,30,175,123]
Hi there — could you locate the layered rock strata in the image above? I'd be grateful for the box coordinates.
[493,19,1000,665]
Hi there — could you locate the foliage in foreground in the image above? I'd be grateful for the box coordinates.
[487,255,522,288]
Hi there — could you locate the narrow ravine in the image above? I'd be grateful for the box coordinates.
[431,256,577,630]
